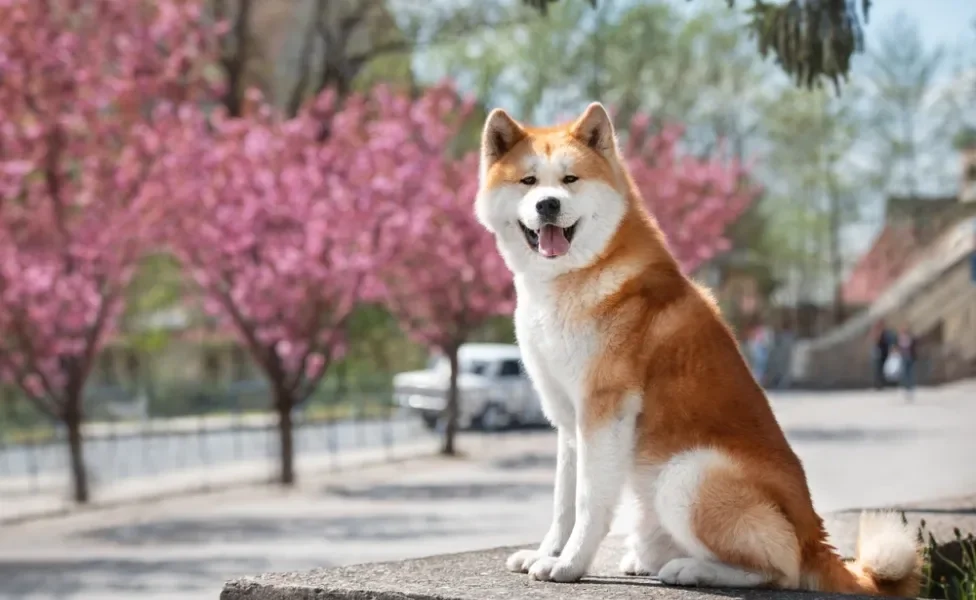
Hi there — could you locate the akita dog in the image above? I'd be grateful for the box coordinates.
[473,102,921,596]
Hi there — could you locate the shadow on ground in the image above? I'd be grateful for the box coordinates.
[833,507,976,516]
[0,557,275,597]
[76,513,477,545]
[492,452,557,471]
[322,481,552,501]
[784,427,919,443]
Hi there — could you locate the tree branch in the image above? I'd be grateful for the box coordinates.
[217,0,254,116]
[0,353,61,419]
[72,287,115,399]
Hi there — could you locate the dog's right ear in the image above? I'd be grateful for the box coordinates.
[480,109,525,180]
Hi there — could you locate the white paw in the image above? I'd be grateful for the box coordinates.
[528,556,585,582]
[658,558,718,587]
[506,549,548,573]
[619,550,655,576]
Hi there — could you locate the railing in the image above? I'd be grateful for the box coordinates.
[0,392,433,522]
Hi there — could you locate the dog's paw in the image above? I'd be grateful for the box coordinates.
[528,556,584,583]
[619,550,655,576]
[506,549,547,573]
[658,558,717,587]
[659,558,767,589]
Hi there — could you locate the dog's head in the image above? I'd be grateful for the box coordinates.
[474,103,630,278]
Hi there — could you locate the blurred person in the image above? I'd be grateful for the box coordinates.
[894,326,918,401]
[746,322,772,386]
[771,321,797,390]
[871,320,895,389]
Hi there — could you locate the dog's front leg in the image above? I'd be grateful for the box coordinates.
[506,426,577,572]
[528,396,637,583]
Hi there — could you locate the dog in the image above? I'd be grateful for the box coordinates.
[473,102,921,595]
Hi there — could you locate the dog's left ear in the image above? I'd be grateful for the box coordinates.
[571,102,617,158]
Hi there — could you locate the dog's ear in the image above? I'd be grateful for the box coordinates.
[571,102,617,157]
[480,109,526,176]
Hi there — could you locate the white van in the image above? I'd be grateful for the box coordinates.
[392,343,548,431]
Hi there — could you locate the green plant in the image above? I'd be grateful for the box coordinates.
[918,517,976,600]
[953,127,976,151]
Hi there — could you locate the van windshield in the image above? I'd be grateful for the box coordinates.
[429,357,490,375]
[461,360,489,375]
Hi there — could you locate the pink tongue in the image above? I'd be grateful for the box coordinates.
[538,224,570,257]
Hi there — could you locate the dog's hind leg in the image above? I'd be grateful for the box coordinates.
[653,449,801,590]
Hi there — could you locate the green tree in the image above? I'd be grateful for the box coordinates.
[426,0,771,157]
[208,0,416,116]
[759,85,866,324]
[862,13,952,203]
[525,0,874,91]
[208,0,535,116]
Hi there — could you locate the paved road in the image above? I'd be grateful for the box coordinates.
[1,384,975,600]
[0,415,425,490]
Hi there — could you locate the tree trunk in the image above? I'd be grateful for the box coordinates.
[441,345,460,456]
[64,396,90,504]
[826,177,845,326]
[274,386,296,485]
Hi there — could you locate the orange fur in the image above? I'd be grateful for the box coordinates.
[480,108,922,596]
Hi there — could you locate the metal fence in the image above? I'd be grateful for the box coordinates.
[0,395,434,521]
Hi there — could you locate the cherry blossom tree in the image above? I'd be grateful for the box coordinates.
[622,116,758,273]
[158,86,412,485]
[374,86,515,455]
[0,0,216,503]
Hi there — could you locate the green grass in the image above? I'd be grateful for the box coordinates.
[3,426,59,445]
[919,517,976,600]
[302,401,392,422]
[0,400,395,445]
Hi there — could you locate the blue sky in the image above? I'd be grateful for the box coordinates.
[866,0,975,52]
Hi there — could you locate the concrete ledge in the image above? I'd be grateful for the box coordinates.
[221,535,870,600]
[221,496,976,600]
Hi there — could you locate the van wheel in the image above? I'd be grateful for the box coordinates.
[421,413,439,430]
[475,403,512,432]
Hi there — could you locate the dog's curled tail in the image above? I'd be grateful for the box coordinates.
[807,511,922,597]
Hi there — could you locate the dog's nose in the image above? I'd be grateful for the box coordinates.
[535,197,561,220]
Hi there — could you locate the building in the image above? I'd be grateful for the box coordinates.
[793,149,976,388]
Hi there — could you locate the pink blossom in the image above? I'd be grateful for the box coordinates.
[624,117,758,273]
[160,89,391,402]
[375,84,514,352]
[0,0,218,421]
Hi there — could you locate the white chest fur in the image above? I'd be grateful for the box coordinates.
[518,293,596,394]
[511,276,601,430]
[512,264,643,429]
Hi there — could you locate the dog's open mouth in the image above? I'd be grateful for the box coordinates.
[519,221,578,259]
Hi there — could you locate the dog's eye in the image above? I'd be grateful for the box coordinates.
[519,176,537,186]
[562,175,579,184]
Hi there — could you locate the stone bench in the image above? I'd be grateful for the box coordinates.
[222,498,976,600]
[222,535,867,600]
